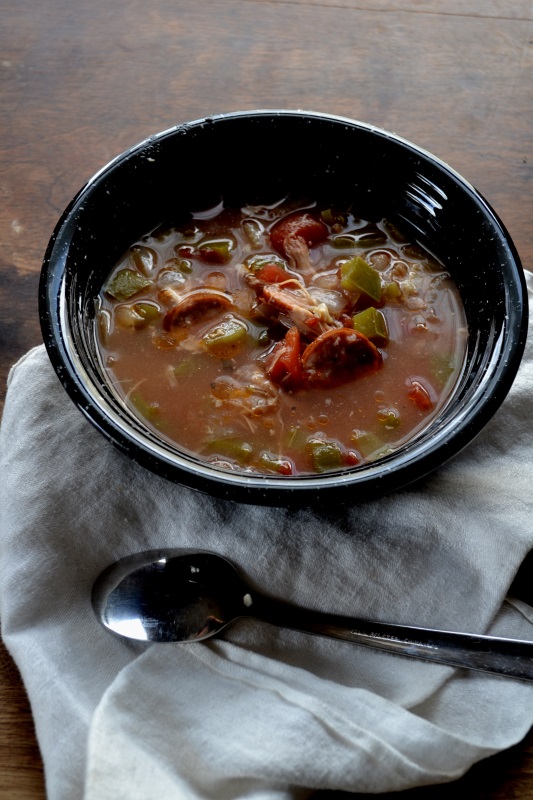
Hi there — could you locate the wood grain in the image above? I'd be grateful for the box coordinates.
[1,1,532,797]
[239,0,533,21]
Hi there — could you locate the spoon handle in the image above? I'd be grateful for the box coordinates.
[250,595,533,681]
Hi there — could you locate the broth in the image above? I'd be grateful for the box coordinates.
[96,199,468,476]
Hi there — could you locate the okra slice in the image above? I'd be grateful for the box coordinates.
[105,269,152,301]
[340,256,382,302]
[352,307,389,346]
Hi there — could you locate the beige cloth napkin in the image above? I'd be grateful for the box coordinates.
[1,273,533,799]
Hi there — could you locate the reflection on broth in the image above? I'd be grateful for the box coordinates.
[96,199,468,476]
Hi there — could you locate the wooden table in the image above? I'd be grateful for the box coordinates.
[1,0,532,797]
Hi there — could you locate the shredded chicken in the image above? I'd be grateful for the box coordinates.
[283,234,314,276]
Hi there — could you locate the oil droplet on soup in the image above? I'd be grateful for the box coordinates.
[96,200,468,476]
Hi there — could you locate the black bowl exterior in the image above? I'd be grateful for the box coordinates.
[39,110,528,506]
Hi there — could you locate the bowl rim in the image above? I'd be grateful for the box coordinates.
[39,109,529,504]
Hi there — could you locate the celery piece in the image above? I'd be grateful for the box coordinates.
[350,429,385,458]
[205,436,253,463]
[377,408,401,430]
[166,256,193,274]
[173,360,195,378]
[129,391,162,427]
[308,439,343,473]
[134,302,160,325]
[259,452,292,475]
[286,426,309,451]
[430,354,456,389]
[105,269,151,301]
[198,239,234,263]
[383,281,402,301]
[321,209,347,227]
[352,307,389,346]
[340,256,381,302]
[203,319,248,357]
[331,234,358,249]
[355,232,387,247]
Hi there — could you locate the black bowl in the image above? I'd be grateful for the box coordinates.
[39,110,528,506]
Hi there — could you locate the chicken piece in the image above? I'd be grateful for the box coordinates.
[261,284,340,337]
[246,270,340,338]
[210,367,280,421]
[270,211,328,277]
[270,212,328,257]
[283,234,314,275]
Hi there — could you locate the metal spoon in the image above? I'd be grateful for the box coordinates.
[92,548,533,681]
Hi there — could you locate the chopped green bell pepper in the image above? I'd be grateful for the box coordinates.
[352,307,389,346]
[308,439,343,473]
[203,319,248,357]
[205,436,253,463]
[340,256,382,302]
[105,269,151,301]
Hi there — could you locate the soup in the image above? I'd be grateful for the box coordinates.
[96,199,467,476]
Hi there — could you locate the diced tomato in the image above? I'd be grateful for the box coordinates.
[344,451,360,467]
[256,263,290,284]
[270,212,328,256]
[265,326,303,387]
[407,380,433,411]
[197,247,227,264]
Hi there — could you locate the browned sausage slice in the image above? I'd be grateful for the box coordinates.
[163,290,232,330]
[301,327,383,388]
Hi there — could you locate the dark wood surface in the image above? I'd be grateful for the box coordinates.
[1,1,532,797]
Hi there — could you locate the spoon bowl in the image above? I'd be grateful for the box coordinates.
[93,548,533,681]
